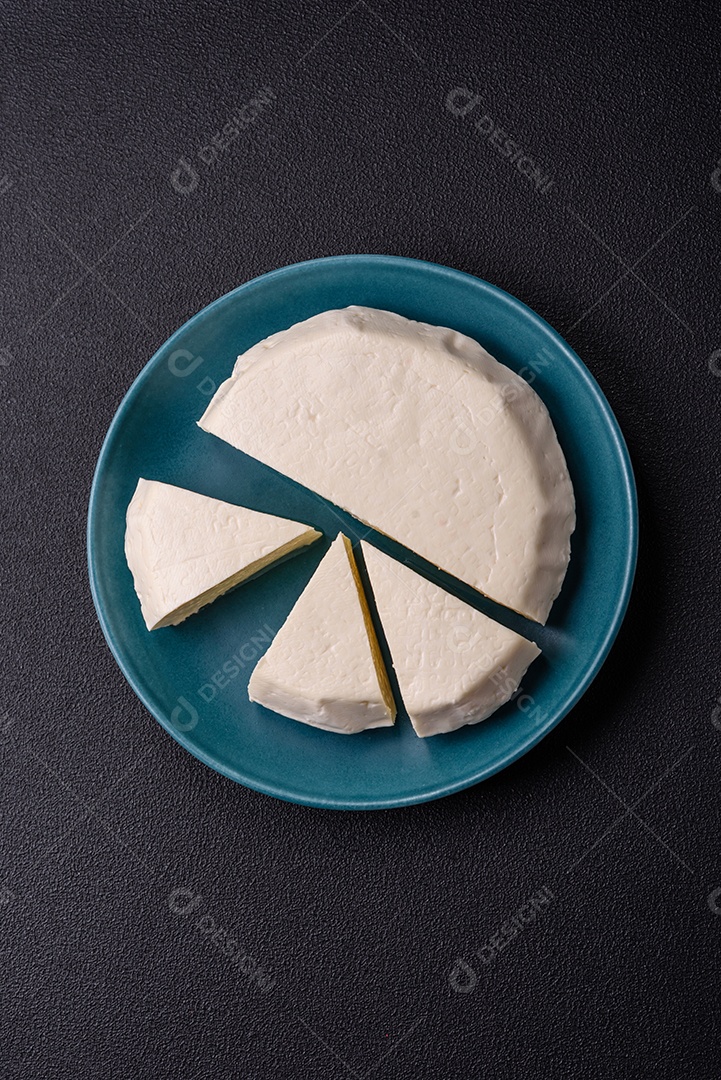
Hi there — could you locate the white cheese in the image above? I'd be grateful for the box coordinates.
[125,479,321,630]
[248,534,396,733]
[361,541,541,737]
[198,307,575,624]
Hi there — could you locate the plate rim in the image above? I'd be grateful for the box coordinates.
[87,253,639,810]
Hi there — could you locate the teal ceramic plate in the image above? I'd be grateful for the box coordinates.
[87,255,637,809]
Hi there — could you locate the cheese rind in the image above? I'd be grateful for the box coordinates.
[248,534,396,733]
[361,542,541,737]
[124,479,321,630]
[199,306,575,624]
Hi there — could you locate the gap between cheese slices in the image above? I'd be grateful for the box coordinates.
[124,479,322,630]
[198,307,576,624]
[360,541,541,737]
[248,534,396,733]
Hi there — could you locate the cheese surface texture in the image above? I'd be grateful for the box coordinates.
[199,306,575,623]
[361,542,541,737]
[125,479,321,630]
[248,534,396,734]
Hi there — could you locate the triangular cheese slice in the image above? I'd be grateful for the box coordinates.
[361,542,541,737]
[125,479,321,630]
[199,307,575,623]
[248,534,395,734]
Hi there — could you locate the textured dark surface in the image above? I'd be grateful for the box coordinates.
[2,1,721,1077]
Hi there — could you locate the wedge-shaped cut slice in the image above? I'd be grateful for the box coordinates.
[198,307,575,623]
[125,479,321,630]
[248,534,396,734]
[361,542,541,737]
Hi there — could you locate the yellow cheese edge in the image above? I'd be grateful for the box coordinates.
[341,535,397,721]
[151,528,322,629]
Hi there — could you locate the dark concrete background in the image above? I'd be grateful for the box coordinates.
[2,1,720,1076]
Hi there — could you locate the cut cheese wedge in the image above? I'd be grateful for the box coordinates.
[361,542,541,737]
[199,307,575,624]
[248,534,396,734]
[125,479,321,630]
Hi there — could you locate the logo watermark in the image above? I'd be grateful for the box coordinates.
[171,87,276,196]
[449,347,553,456]
[492,671,547,726]
[711,159,721,194]
[167,348,217,400]
[446,88,555,196]
[197,623,274,703]
[711,695,721,731]
[708,350,721,378]
[170,624,275,732]
[168,886,275,992]
[445,636,546,724]
[170,697,199,733]
[449,885,555,993]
